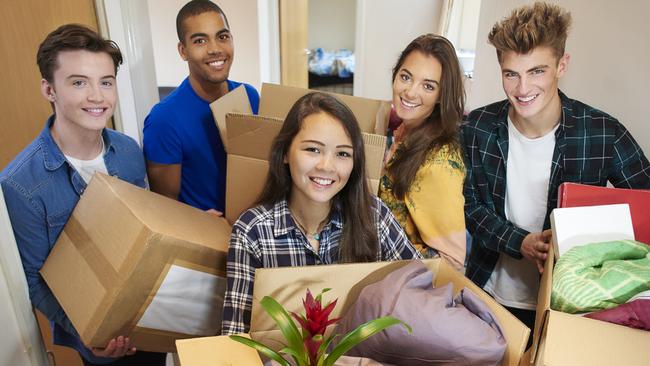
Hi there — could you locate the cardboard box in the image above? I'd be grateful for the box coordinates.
[211,83,391,223]
[558,182,650,244]
[41,173,232,353]
[530,206,650,365]
[176,259,528,366]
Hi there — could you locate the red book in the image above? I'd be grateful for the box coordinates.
[557,183,650,245]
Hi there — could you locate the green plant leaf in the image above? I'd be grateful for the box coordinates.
[316,334,338,365]
[229,335,291,366]
[261,296,310,365]
[323,316,411,366]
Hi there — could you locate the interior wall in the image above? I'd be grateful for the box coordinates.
[147,0,261,89]
[468,0,650,153]
[308,0,356,51]
[354,0,443,100]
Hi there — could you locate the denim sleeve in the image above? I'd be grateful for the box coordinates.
[2,180,79,338]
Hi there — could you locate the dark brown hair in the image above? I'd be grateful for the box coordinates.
[176,0,230,43]
[257,92,378,263]
[488,1,572,62]
[37,24,123,83]
[388,34,465,199]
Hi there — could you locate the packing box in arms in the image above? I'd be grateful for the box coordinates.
[41,173,232,353]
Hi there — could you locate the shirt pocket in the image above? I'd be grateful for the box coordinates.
[561,169,605,185]
[46,209,72,249]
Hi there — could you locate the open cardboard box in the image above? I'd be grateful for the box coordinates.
[211,83,391,223]
[530,204,650,365]
[177,259,530,366]
[41,173,232,353]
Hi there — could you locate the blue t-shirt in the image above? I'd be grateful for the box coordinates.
[143,78,260,211]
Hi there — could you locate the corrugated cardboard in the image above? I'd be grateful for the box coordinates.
[211,83,391,223]
[531,207,650,365]
[249,259,529,366]
[40,173,232,353]
[176,335,263,366]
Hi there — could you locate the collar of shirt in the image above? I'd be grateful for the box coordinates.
[271,199,344,239]
[39,115,118,173]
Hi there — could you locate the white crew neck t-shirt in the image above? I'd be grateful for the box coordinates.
[484,117,558,310]
[64,138,108,184]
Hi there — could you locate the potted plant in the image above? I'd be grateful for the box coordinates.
[230,288,411,366]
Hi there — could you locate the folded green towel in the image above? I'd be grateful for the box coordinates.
[551,240,650,314]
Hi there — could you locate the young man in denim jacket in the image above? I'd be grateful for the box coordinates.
[461,2,650,333]
[0,24,165,365]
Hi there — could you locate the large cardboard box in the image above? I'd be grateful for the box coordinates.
[211,83,391,223]
[40,173,232,353]
[176,259,529,366]
[530,205,650,365]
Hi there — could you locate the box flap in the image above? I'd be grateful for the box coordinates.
[531,243,555,364]
[541,310,650,365]
[176,335,263,366]
[259,83,391,134]
[209,85,253,152]
[250,259,527,366]
[549,204,634,260]
[225,114,284,159]
[362,133,387,181]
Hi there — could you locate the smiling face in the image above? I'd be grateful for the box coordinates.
[41,49,117,134]
[392,50,442,131]
[500,46,569,126]
[285,112,354,210]
[178,11,233,91]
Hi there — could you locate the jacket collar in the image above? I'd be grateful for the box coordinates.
[39,115,115,171]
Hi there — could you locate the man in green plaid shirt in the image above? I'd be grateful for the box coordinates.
[461,2,650,333]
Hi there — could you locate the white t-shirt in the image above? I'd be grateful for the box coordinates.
[484,117,558,310]
[64,138,108,184]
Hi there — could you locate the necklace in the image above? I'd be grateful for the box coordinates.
[292,214,327,241]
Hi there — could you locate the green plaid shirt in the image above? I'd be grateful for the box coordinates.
[461,91,650,288]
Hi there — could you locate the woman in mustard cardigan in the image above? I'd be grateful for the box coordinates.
[379,34,467,269]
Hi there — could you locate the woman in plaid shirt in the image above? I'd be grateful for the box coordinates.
[221,92,420,335]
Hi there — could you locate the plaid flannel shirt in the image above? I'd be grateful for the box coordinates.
[221,196,420,335]
[461,91,650,288]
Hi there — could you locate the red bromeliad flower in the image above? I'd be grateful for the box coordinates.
[229,287,410,366]
[291,289,341,363]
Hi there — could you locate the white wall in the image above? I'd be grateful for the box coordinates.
[354,0,443,100]
[147,0,262,89]
[468,0,650,153]
[0,190,48,366]
[308,0,356,51]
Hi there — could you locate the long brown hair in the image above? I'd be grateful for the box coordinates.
[387,34,465,199]
[257,92,378,263]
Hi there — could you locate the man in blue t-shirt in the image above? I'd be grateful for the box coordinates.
[144,0,260,212]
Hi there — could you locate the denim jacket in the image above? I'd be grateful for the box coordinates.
[0,116,146,363]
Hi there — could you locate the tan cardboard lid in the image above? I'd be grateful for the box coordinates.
[259,83,391,134]
[225,114,283,159]
[250,259,528,366]
[209,85,253,152]
[176,335,263,366]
